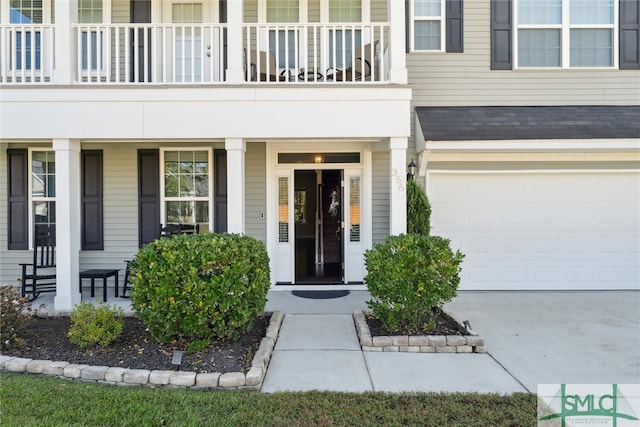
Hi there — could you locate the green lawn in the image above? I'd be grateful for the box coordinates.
[0,373,536,426]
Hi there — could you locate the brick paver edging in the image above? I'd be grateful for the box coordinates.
[353,309,486,353]
[0,311,284,390]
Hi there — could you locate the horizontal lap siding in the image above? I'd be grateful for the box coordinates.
[408,1,640,108]
[245,142,267,243]
[372,151,389,245]
[0,150,27,286]
[80,143,138,276]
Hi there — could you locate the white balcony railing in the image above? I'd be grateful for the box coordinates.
[243,23,389,83]
[0,22,390,85]
[0,25,55,84]
[73,23,226,84]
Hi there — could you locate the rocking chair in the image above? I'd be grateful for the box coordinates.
[20,224,56,301]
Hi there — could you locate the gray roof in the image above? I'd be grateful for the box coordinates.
[416,106,640,141]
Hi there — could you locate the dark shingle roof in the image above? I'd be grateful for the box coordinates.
[416,106,640,141]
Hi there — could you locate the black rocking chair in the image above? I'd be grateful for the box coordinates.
[20,225,56,301]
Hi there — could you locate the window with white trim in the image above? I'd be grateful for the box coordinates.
[266,0,300,69]
[410,0,444,51]
[328,0,363,68]
[31,150,56,231]
[162,150,211,232]
[516,0,616,68]
[79,0,105,71]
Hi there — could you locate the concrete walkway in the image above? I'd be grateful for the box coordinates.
[262,290,640,394]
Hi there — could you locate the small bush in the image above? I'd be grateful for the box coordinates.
[130,233,270,347]
[365,234,464,334]
[68,301,124,348]
[407,179,431,236]
[0,286,41,350]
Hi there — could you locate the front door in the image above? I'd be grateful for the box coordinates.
[161,1,218,82]
[294,170,344,284]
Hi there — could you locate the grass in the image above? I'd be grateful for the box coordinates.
[0,373,537,426]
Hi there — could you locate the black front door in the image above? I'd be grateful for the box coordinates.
[294,170,343,284]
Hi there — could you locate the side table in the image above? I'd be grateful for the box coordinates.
[79,269,119,302]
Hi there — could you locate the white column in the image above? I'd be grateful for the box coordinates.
[389,137,408,235]
[225,0,245,83]
[226,138,246,233]
[53,139,82,310]
[388,0,408,84]
[54,0,78,84]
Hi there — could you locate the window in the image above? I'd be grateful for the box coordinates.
[31,151,56,232]
[267,0,299,69]
[162,150,210,232]
[516,0,616,68]
[10,0,43,70]
[411,0,444,51]
[78,0,106,72]
[328,0,363,67]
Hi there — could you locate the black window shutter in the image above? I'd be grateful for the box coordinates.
[620,0,640,69]
[214,149,228,233]
[491,0,513,70]
[8,149,28,250]
[138,149,160,247]
[446,0,464,52]
[405,0,411,53]
[81,150,103,250]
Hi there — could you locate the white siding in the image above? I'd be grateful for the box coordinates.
[372,150,389,244]
[246,142,267,243]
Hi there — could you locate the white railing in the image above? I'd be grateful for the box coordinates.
[0,22,391,85]
[243,23,389,83]
[73,23,226,84]
[0,25,55,84]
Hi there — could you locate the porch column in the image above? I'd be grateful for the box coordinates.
[226,138,246,233]
[54,0,78,84]
[388,0,408,84]
[53,139,82,310]
[225,0,244,83]
[389,137,408,235]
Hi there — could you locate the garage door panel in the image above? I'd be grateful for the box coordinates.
[428,172,640,290]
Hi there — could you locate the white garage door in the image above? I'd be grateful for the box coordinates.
[427,171,640,290]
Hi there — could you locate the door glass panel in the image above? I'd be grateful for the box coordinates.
[349,176,360,242]
[278,176,289,243]
[172,3,203,81]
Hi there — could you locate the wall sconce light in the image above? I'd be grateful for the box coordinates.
[407,158,417,181]
[314,155,323,164]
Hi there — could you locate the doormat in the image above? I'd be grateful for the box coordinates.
[291,290,350,299]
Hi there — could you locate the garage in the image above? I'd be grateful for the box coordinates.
[427,171,640,290]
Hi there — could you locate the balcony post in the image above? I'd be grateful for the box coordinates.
[54,0,78,84]
[389,137,408,235]
[388,0,408,84]
[225,1,244,83]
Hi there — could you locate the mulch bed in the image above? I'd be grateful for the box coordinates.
[366,309,468,337]
[2,315,270,374]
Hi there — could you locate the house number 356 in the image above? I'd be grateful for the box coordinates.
[391,168,405,192]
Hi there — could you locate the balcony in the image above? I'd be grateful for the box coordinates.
[0,22,390,85]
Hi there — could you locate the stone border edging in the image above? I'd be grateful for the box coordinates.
[353,309,486,353]
[0,310,284,390]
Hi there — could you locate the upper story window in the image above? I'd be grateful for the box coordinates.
[410,0,445,51]
[515,0,616,68]
[162,149,211,232]
[328,0,363,68]
[266,0,300,69]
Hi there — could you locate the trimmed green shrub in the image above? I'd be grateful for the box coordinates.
[365,234,464,334]
[407,179,431,235]
[68,301,124,348]
[0,286,41,350]
[129,233,270,348]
